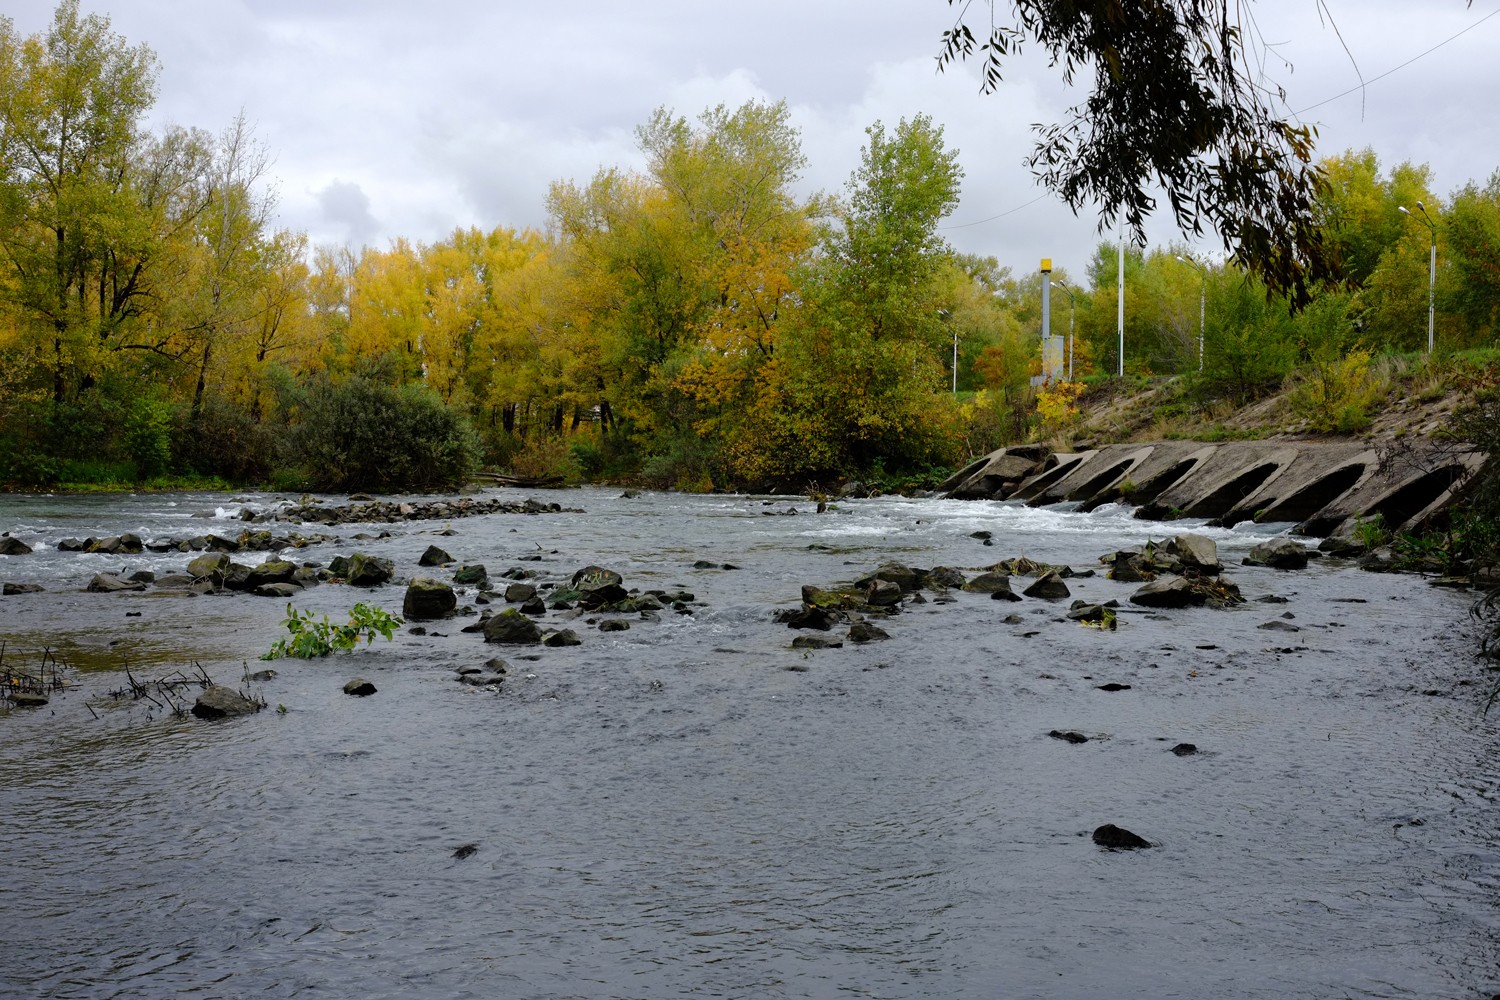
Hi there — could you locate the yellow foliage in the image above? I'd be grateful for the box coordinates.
[1036,380,1084,428]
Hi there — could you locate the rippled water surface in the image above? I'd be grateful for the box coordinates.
[2,487,1499,999]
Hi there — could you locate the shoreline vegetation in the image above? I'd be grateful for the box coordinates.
[1,6,1496,623]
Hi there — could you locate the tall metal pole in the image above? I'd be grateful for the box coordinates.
[1117,233,1125,377]
[1425,226,1437,354]
[952,327,958,394]
[1055,282,1078,381]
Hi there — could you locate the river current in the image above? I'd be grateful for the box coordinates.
[1,486,1497,999]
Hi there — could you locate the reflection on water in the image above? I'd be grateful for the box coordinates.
[1,487,1498,999]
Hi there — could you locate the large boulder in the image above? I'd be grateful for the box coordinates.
[572,566,627,609]
[404,577,457,620]
[187,552,231,579]
[86,573,147,593]
[855,563,921,592]
[483,608,542,644]
[925,566,967,590]
[1244,537,1311,570]
[543,628,582,647]
[1023,571,1071,600]
[347,554,395,587]
[3,582,45,595]
[418,544,454,567]
[0,535,32,555]
[245,560,298,589]
[1092,824,1152,850]
[504,582,537,603]
[1167,533,1220,573]
[960,569,1020,593]
[191,685,264,719]
[452,564,488,587]
[1129,575,1206,609]
[863,578,904,607]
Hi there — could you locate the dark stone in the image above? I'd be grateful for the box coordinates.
[452,564,488,586]
[543,628,582,647]
[848,622,890,643]
[1170,743,1199,756]
[483,609,542,644]
[343,678,377,696]
[404,577,457,620]
[777,606,837,631]
[572,566,626,608]
[599,618,631,632]
[1257,620,1300,632]
[1129,575,1205,609]
[348,554,395,587]
[3,582,44,595]
[792,634,843,649]
[1065,602,1109,623]
[0,535,33,555]
[56,537,89,552]
[856,562,921,592]
[191,685,264,719]
[1023,571,1071,600]
[1244,537,1311,570]
[418,544,454,567]
[504,582,537,603]
[1049,730,1089,744]
[245,560,297,589]
[926,566,967,590]
[864,578,904,607]
[1092,823,1152,850]
[86,573,147,593]
[1096,682,1132,692]
[247,669,277,682]
[966,569,1014,593]
[254,582,302,598]
[10,691,48,707]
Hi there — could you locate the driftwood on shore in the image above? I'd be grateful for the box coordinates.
[473,472,567,488]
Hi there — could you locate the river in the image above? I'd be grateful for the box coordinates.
[1,486,1497,999]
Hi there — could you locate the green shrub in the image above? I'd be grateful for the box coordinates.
[261,603,403,659]
[289,376,481,491]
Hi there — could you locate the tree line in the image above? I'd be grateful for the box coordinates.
[2,4,1497,492]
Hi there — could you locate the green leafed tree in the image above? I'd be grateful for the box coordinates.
[936,0,1337,308]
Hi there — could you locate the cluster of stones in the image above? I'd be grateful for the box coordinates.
[275,495,577,526]
[393,546,703,668]
[57,528,335,555]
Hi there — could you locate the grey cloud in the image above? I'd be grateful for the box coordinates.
[317,179,380,249]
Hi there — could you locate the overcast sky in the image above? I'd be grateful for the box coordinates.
[12,1,1500,283]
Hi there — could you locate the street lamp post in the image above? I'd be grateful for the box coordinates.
[1398,202,1437,353]
[1054,281,1079,381]
[1174,254,1207,372]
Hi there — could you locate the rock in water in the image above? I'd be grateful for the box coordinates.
[1129,575,1205,609]
[404,577,457,620]
[3,583,45,595]
[1049,730,1089,744]
[86,573,147,593]
[1168,533,1221,573]
[0,535,33,555]
[848,622,890,643]
[1170,743,1199,756]
[452,564,488,586]
[1092,823,1152,850]
[542,628,582,647]
[1244,537,1311,570]
[483,609,542,644]
[343,678,377,697]
[418,544,454,567]
[192,686,264,719]
[1023,571,1071,600]
[347,554,395,587]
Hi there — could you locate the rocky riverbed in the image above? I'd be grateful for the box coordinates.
[1,486,1498,999]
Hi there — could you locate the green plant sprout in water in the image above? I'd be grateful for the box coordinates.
[261,603,403,660]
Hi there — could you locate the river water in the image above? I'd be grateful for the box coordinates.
[1,487,1497,1000]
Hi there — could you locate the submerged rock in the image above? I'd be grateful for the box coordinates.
[1049,730,1089,744]
[483,609,542,644]
[1092,823,1152,850]
[3,582,44,595]
[343,678,378,697]
[1023,571,1071,600]
[1244,537,1311,570]
[419,544,454,567]
[404,577,457,620]
[86,573,147,593]
[792,634,843,649]
[0,535,33,555]
[191,685,264,719]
